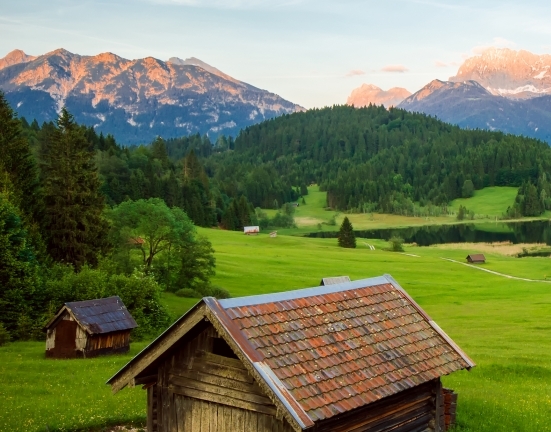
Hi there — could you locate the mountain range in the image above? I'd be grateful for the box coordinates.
[0,48,303,144]
[348,48,551,144]
[347,84,411,108]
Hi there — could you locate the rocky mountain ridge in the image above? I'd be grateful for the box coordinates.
[0,48,303,144]
[449,48,551,99]
[398,79,551,143]
[346,84,411,108]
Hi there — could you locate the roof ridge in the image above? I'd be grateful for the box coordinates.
[218,276,390,308]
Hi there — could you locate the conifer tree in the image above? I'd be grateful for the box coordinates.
[0,91,42,222]
[41,108,109,269]
[338,216,356,248]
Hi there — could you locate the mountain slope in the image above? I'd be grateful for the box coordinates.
[449,48,551,99]
[398,79,551,143]
[0,48,303,144]
[347,84,411,108]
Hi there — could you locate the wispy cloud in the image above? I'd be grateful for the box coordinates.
[346,69,365,77]
[142,0,305,9]
[471,36,517,55]
[434,60,448,68]
[381,64,408,73]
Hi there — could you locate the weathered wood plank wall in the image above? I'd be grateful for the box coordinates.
[154,324,294,432]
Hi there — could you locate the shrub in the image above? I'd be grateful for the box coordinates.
[388,236,404,252]
[206,285,231,299]
[175,288,201,298]
[0,323,10,346]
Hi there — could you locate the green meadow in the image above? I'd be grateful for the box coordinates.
[2,229,551,431]
[449,186,519,217]
[271,186,550,236]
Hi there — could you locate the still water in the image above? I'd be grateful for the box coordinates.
[306,220,551,246]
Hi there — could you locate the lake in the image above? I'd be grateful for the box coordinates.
[306,220,551,246]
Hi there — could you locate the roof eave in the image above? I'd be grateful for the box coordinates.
[384,274,476,369]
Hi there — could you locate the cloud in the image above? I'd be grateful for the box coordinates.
[471,37,517,55]
[381,64,408,73]
[346,69,366,77]
[434,60,448,68]
[142,0,304,8]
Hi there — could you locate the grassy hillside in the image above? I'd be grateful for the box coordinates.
[1,229,551,431]
[270,186,548,235]
[449,186,519,217]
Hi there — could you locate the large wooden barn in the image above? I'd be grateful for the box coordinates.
[108,275,474,432]
[44,296,137,359]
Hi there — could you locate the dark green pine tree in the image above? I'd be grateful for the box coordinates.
[0,91,42,223]
[338,216,356,248]
[521,181,543,217]
[41,108,109,269]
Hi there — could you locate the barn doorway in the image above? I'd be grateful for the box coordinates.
[53,319,78,358]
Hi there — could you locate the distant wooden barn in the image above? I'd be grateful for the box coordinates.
[108,275,474,432]
[44,296,137,359]
[466,254,486,264]
[244,226,260,235]
[320,275,351,286]
[269,231,277,238]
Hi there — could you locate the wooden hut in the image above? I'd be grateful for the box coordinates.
[108,275,474,432]
[44,296,137,359]
[244,226,260,235]
[466,254,486,264]
[269,231,278,238]
[320,275,351,286]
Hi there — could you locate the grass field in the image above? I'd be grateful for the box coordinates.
[449,186,519,217]
[2,229,551,431]
[273,186,549,235]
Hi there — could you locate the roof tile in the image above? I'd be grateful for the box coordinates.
[218,278,471,424]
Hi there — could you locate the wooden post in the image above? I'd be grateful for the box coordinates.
[434,379,444,432]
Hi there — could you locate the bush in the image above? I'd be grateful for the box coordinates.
[175,288,201,298]
[206,285,231,299]
[0,323,10,346]
[388,236,404,252]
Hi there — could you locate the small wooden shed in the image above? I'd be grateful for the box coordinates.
[244,226,260,235]
[108,275,474,432]
[44,296,137,359]
[320,275,351,286]
[466,254,486,264]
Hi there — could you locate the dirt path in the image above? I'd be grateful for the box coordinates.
[440,258,551,283]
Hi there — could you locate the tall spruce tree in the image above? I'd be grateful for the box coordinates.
[0,91,42,223]
[41,108,108,269]
[338,216,356,248]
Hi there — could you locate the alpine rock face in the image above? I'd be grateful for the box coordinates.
[0,48,303,144]
[347,84,411,108]
[398,79,551,144]
[449,48,551,99]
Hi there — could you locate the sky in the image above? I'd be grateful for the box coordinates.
[2,0,551,108]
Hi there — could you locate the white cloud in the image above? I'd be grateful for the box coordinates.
[142,0,305,8]
[346,69,365,77]
[381,64,408,73]
[471,37,517,55]
[434,60,448,68]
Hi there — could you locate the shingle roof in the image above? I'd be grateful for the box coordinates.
[215,275,474,425]
[108,275,473,430]
[47,296,137,334]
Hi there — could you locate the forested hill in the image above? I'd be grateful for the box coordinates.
[228,105,551,214]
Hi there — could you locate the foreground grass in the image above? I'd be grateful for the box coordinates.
[2,229,551,431]
[0,342,147,432]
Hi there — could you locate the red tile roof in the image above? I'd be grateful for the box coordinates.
[214,275,474,425]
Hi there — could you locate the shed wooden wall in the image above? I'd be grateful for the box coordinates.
[45,311,130,358]
[152,323,294,432]
[315,380,441,432]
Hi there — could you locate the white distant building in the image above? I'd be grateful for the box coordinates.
[243,226,260,235]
